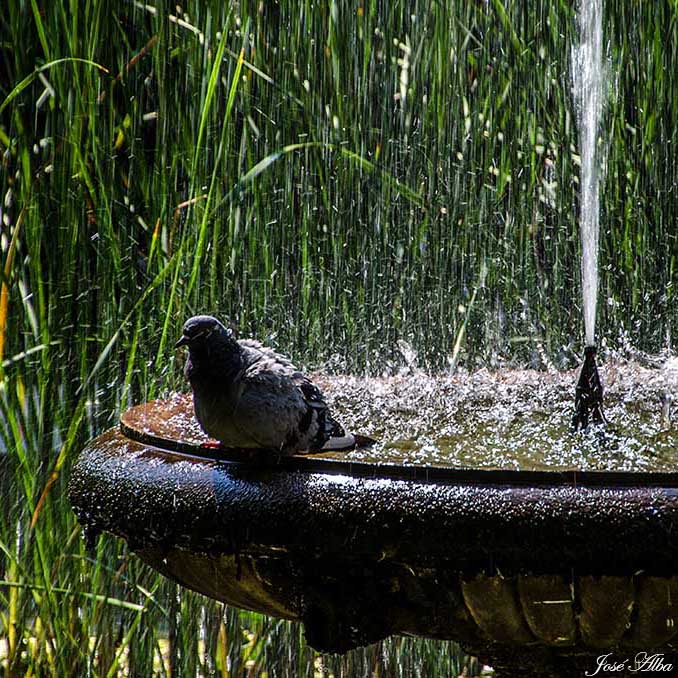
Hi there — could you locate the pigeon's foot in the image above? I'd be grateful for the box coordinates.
[200,440,223,449]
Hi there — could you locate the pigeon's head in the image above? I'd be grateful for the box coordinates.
[175,315,233,351]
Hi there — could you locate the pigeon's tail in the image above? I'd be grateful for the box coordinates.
[320,431,377,451]
[320,412,377,450]
[321,433,355,450]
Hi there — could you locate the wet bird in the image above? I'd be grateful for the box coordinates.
[175,315,356,453]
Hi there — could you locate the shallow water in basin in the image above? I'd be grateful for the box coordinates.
[151,358,678,473]
[315,358,678,472]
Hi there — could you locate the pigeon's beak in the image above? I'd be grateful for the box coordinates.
[175,334,190,349]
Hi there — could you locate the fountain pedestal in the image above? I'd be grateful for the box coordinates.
[69,395,678,676]
[572,345,606,430]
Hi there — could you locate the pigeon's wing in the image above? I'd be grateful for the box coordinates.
[293,375,345,442]
[237,339,344,451]
[231,368,307,449]
[238,338,297,372]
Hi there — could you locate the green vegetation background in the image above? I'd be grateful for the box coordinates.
[1,0,676,675]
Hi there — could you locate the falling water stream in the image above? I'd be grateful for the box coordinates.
[571,0,605,347]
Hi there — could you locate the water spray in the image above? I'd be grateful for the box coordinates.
[571,0,607,431]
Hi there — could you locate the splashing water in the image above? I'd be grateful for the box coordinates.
[316,359,678,472]
[572,0,605,346]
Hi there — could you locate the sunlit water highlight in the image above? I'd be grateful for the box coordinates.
[572,0,606,346]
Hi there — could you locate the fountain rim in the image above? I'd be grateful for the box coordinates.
[121,401,678,489]
[71,402,678,580]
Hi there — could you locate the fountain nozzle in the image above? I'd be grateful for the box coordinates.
[572,345,606,431]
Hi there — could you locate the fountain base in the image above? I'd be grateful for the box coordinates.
[68,395,678,675]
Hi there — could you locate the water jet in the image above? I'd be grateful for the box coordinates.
[571,0,608,431]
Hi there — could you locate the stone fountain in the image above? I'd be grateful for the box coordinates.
[69,364,678,678]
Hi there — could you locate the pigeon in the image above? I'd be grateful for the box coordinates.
[175,315,357,453]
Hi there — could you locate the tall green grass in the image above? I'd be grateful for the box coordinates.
[1,0,676,675]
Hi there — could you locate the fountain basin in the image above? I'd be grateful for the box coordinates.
[69,393,678,672]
